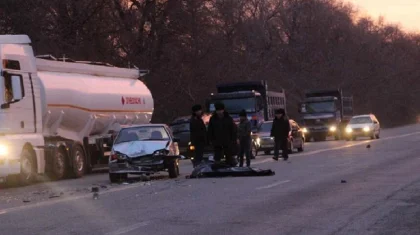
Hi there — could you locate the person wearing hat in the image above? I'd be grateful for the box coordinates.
[270,108,291,161]
[237,109,252,167]
[190,104,207,167]
[207,102,238,165]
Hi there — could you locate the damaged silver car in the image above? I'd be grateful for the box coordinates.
[109,124,181,183]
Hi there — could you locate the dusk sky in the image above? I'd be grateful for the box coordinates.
[349,0,420,32]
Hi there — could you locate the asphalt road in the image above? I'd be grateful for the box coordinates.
[1,124,420,235]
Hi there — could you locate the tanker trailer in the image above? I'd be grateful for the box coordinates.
[0,35,153,184]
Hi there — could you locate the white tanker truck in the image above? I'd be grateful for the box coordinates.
[0,35,154,184]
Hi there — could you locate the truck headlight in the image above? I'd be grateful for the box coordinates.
[345,127,352,133]
[363,126,370,132]
[329,126,337,132]
[0,144,9,156]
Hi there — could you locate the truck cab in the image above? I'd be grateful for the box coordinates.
[299,89,353,141]
[0,35,45,181]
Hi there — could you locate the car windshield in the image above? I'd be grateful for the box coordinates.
[259,122,272,132]
[114,126,170,144]
[209,98,256,113]
[349,117,372,124]
[305,101,335,113]
[169,122,190,134]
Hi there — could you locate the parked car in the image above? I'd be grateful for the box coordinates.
[344,114,380,140]
[108,124,181,182]
[253,120,305,156]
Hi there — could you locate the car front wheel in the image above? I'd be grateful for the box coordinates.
[168,160,180,178]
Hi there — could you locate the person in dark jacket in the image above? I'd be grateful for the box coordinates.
[190,104,207,167]
[237,110,252,167]
[270,108,291,161]
[207,102,238,166]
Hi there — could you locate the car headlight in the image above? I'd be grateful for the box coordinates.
[302,128,308,133]
[0,144,8,156]
[256,137,261,144]
[329,126,337,132]
[345,127,353,133]
[363,126,370,132]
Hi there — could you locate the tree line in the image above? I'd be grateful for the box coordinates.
[1,0,419,127]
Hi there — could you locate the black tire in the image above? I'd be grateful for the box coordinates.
[71,145,86,178]
[370,133,375,140]
[109,173,127,183]
[264,150,271,155]
[376,134,380,139]
[168,160,179,179]
[19,148,37,185]
[48,148,68,180]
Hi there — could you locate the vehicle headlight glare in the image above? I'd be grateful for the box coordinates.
[256,137,261,144]
[363,126,370,132]
[302,128,308,133]
[329,126,337,132]
[0,144,9,156]
[345,127,352,133]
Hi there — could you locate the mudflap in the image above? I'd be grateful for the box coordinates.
[188,161,275,178]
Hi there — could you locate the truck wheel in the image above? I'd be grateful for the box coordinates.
[168,160,179,179]
[71,145,86,178]
[19,148,37,185]
[109,173,127,183]
[49,148,68,180]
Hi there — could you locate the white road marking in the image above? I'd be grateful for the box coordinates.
[256,180,291,190]
[1,130,419,216]
[105,221,150,235]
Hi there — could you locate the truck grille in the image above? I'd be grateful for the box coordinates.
[304,118,335,126]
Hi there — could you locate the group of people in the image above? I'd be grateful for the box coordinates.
[189,102,291,167]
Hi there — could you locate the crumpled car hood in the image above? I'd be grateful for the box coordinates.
[113,141,168,157]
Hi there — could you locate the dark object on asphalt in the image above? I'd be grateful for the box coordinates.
[49,194,61,199]
[188,161,275,178]
[366,144,371,149]
[23,199,30,203]
[91,186,99,193]
[341,180,347,183]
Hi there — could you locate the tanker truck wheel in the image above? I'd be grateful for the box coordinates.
[19,148,37,185]
[71,145,86,178]
[49,148,68,180]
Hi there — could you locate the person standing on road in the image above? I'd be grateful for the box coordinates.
[190,104,207,167]
[270,108,291,161]
[237,110,252,167]
[207,102,238,166]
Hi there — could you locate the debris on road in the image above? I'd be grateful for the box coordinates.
[366,144,371,149]
[48,194,61,199]
[22,199,31,203]
[341,180,347,183]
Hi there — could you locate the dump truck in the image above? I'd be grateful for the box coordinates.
[0,35,153,184]
[206,80,286,128]
[299,89,353,141]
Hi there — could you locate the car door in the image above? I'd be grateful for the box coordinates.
[290,121,301,146]
[372,116,380,133]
